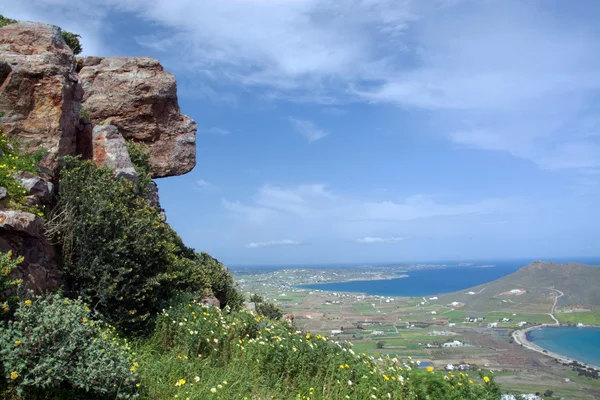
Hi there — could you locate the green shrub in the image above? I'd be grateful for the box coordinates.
[0,293,139,399]
[56,157,187,332]
[0,15,16,28]
[196,252,244,311]
[0,252,23,321]
[60,30,82,55]
[0,132,45,213]
[125,141,152,197]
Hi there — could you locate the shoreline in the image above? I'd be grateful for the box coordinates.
[512,324,600,370]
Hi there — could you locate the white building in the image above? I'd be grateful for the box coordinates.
[488,322,498,328]
[442,340,464,348]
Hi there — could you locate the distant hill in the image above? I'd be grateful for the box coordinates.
[438,261,600,313]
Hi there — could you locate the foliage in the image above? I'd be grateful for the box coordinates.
[0,252,23,321]
[250,292,283,320]
[137,298,502,399]
[60,30,82,55]
[0,132,45,212]
[0,293,139,399]
[196,252,245,311]
[56,157,187,332]
[0,15,16,28]
[125,141,152,198]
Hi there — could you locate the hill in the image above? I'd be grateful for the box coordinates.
[438,261,600,315]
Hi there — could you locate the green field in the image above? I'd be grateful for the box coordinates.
[556,312,600,325]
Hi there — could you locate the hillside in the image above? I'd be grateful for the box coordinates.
[438,261,600,314]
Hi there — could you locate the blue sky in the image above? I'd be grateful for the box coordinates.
[7,0,600,265]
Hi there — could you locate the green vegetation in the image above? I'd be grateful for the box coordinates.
[125,141,152,197]
[0,131,46,213]
[60,30,82,55]
[556,312,600,325]
[136,297,501,399]
[0,294,139,399]
[0,15,16,28]
[0,252,23,321]
[251,292,284,320]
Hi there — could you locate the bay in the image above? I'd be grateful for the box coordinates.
[527,327,600,367]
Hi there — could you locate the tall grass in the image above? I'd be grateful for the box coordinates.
[135,295,501,399]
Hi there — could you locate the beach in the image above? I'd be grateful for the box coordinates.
[512,325,600,370]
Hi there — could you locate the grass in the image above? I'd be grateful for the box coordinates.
[556,312,600,325]
[133,298,503,399]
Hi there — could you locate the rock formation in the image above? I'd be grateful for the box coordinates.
[0,21,198,293]
[0,22,82,178]
[79,57,197,178]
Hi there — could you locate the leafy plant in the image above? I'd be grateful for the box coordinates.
[0,293,139,399]
[0,252,23,322]
[0,132,45,213]
[125,140,152,197]
[60,30,82,55]
[0,15,16,28]
[55,157,187,332]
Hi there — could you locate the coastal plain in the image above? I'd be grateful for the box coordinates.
[234,261,600,399]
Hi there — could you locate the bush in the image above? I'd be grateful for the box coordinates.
[195,252,244,311]
[0,15,16,28]
[56,157,187,332]
[0,132,45,213]
[0,252,23,321]
[0,293,139,399]
[60,30,82,55]
[125,141,152,198]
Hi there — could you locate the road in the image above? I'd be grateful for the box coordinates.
[548,288,564,325]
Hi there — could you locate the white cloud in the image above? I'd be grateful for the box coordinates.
[196,179,210,187]
[356,237,404,244]
[288,117,328,142]
[198,127,230,136]
[7,0,600,169]
[245,239,303,249]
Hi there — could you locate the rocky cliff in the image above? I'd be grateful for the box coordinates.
[0,22,197,293]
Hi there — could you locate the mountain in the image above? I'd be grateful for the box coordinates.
[438,261,600,313]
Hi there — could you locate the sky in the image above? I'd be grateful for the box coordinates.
[6,0,600,265]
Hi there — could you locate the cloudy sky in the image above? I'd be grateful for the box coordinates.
[7,0,600,265]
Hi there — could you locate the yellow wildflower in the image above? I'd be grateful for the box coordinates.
[426,366,434,372]
[10,371,18,380]
[483,376,490,383]
[24,299,32,307]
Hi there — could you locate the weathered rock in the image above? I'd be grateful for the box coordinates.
[92,125,138,183]
[79,57,197,178]
[201,295,221,309]
[0,22,83,178]
[0,210,61,293]
[0,187,6,201]
[15,171,54,203]
[0,210,43,238]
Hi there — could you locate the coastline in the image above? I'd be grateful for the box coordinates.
[512,324,600,370]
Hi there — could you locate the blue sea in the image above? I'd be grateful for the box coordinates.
[295,258,600,297]
[527,327,600,367]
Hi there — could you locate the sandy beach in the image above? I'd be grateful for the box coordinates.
[512,324,600,370]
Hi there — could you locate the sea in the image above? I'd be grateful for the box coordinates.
[527,327,600,367]
[291,257,600,297]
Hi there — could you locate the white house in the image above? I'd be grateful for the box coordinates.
[442,340,464,348]
[448,323,456,327]
[517,321,527,327]
[488,322,498,328]
[431,311,437,315]
[331,330,343,335]
[445,364,455,371]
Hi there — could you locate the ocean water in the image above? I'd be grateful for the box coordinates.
[298,260,528,296]
[297,258,600,297]
[527,327,600,367]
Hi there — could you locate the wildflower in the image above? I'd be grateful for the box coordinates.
[10,371,18,380]
[24,299,32,307]
[483,376,490,383]
[347,380,353,386]
[222,380,227,385]
[14,340,21,345]
[82,317,88,323]
[426,366,434,372]
[211,388,217,393]
[194,376,200,382]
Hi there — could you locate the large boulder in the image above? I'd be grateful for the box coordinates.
[79,57,197,178]
[0,210,62,293]
[92,125,138,183]
[0,22,82,178]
